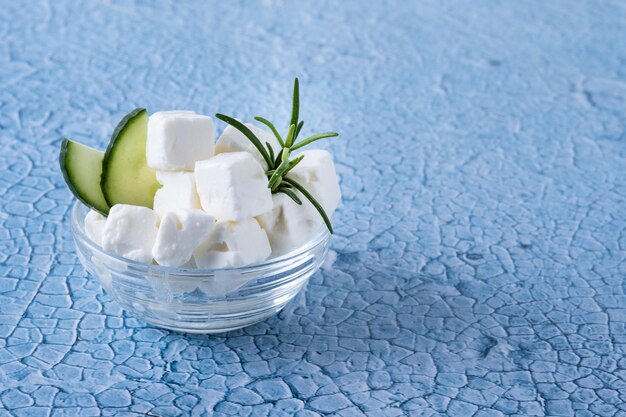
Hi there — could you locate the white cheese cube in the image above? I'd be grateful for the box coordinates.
[194,152,273,221]
[152,209,215,267]
[193,218,271,269]
[84,210,106,246]
[215,123,280,170]
[147,111,215,170]
[288,149,341,217]
[102,204,159,264]
[256,193,322,256]
[153,171,201,217]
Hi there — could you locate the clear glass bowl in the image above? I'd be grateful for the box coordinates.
[70,202,330,333]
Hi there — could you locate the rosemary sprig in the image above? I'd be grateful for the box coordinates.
[215,78,339,233]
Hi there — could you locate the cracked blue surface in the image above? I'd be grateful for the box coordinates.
[1,0,626,415]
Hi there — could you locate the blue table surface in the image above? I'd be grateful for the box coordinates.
[1,0,626,416]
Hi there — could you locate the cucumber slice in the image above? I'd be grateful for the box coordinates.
[101,108,160,208]
[59,139,110,215]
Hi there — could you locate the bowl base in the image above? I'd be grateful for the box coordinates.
[139,306,286,334]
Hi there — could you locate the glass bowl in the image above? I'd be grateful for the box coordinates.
[70,202,330,333]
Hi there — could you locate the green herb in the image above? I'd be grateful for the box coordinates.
[291,132,339,151]
[215,78,339,233]
[290,78,299,130]
[265,142,275,163]
[255,116,285,147]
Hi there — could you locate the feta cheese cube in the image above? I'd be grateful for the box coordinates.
[152,209,215,267]
[102,204,159,263]
[153,171,201,217]
[147,111,215,170]
[194,152,273,221]
[193,218,271,269]
[288,149,341,217]
[215,123,280,170]
[84,210,106,246]
[256,193,322,256]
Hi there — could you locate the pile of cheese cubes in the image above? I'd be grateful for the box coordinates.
[85,111,341,269]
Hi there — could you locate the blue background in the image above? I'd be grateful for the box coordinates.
[1,0,626,416]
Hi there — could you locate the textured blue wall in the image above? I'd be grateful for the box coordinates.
[1,0,626,416]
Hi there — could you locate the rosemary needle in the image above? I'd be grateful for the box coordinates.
[290,78,299,133]
[255,116,284,147]
[284,123,296,148]
[291,132,339,151]
[265,142,275,163]
[296,120,304,139]
[276,186,303,205]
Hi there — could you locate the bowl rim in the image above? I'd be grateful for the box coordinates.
[71,201,331,275]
